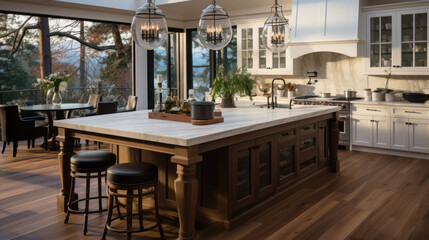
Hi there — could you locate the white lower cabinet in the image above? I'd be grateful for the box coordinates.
[352,104,429,155]
[352,115,390,149]
[392,118,429,153]
[352,115,372,147]
[391,118,408,151]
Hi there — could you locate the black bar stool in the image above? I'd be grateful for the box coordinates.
[102,162,165,240]
[64,151,117,235]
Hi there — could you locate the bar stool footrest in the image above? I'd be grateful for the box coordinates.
[67,196,108,214]
[107,213,160,234]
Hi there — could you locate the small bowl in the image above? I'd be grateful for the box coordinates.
[257,83,271,94]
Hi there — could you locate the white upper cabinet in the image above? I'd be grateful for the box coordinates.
[365,7,429,75]
[237,22,300,75]
[290,0,362,58]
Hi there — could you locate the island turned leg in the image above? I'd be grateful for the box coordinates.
[56,128,77,212]
[329,112,340,172]
[171,147,202,240]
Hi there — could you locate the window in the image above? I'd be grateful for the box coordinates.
[148,29,183,109]
[187,27,237,101]
[0,13,132,107]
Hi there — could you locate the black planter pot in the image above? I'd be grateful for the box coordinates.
[220,97,236,108]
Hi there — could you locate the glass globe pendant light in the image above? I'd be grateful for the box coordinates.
[262,0,290,53]
[197,0,232,51]
[131,0,168,50]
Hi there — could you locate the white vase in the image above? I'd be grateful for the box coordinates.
[385,93,394,102]
[288,91,295,98]
[372,92,382,102]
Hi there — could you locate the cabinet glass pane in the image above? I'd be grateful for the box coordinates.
[241,28,252,69]
[402,14,413,42]
[273,53,279,68]
[237,149,251,200]
[381,44,392,67]
[258,143,271,189]
[279,145,294,178]
[402,43,413,67]
[259,28,267,69]
[370,17,380,43]
[248,51,253,68]
[416,13,427,41]
[381,17,392,43]
[370,45,380,67]
[415,42,427,67]
[280,51,286,68]
[259,50,266,68]
[259,28,266,49]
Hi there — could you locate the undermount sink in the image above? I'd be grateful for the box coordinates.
[254,103,291,109]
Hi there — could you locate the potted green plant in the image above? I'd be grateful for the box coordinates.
[384,88,395,102]
[372,88,383,102]
[212,65,256,108]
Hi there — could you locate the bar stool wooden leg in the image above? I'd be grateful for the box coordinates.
[64,175,75,223]
[98,172,103,211]
[102,188,114,240]
[126,189,133,240]
[154,186,165,240]
[114,189,123,220]
[138,189,144,230]
[83,173,90,235]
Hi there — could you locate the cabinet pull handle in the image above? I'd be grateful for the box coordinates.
[282,132,289,136]
[366,109,381,112]
[370,120,375,122]
[405,111,419,114]
[303,126,311,130]
[254,145,261,149]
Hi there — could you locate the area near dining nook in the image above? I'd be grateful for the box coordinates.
[1,1,429,240]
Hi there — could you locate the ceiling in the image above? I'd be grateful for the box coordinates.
[1,0,293,21]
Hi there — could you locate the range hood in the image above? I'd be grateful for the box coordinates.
[290,0,363,58]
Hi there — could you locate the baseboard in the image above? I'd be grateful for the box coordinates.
[351,146,429,160]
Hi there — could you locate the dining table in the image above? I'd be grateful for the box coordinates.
[21,103,93,150]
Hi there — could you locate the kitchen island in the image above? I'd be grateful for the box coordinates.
[54,105,340,240]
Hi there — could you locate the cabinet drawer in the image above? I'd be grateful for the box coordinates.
[352,105,386,116]
[391,107,429,119]
[277,129,296,142]
[299,135,316,152]
[299,123,316,136]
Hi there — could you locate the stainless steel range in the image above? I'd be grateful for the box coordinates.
[291,95,362,148]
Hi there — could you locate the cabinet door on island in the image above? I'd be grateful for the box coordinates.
[230,136,276,213]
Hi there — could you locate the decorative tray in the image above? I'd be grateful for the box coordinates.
[148,111,223,125]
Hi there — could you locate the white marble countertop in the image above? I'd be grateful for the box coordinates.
[351,99,429,108]
[54,105,339,147]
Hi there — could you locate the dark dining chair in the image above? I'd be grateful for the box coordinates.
[119,96,138,112]
[97,101,118,115]
[0,105,48,157]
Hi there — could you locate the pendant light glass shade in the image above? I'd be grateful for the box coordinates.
[261,0,290,53]
[197,1,232,51]
[131,0,168,50]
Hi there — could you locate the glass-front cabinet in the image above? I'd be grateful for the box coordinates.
[366,8,429,75]
[237,22,299,75]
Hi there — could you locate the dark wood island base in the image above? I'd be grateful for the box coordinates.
[56,112,339,239]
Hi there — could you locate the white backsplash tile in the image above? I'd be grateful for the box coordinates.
[256,52,429,98]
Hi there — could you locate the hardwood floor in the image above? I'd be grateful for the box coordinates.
[1,139,429,239]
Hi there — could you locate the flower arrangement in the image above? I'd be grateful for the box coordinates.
[33,71,71,93]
